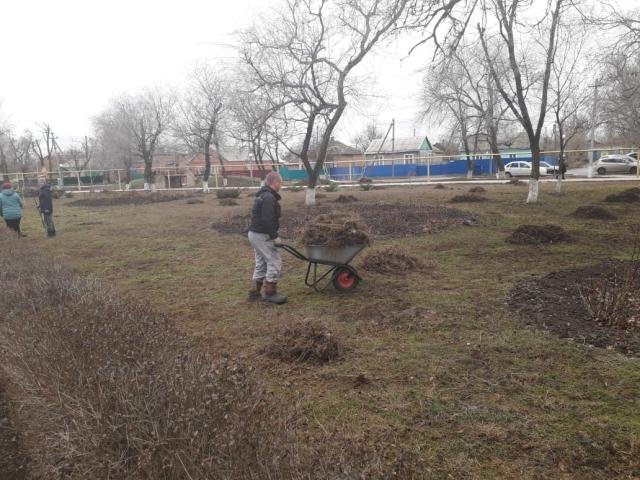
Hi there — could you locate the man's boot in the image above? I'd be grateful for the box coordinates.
[264,281,287,304]
[247,279,264,302]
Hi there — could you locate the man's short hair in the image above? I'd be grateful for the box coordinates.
[264,171,282,187]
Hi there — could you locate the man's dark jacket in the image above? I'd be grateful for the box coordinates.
[39,185,53,213]
[249,186,281,239]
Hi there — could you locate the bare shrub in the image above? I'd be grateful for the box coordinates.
[0,233,297,479]
[265,320,340,363]
[215,188,241,199]
[579,254,640,330]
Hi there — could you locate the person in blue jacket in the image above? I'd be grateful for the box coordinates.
[0,182,25,236]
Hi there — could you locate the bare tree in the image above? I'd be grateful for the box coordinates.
[93,108,136,185]
[32,123,60,177]
[351,121,380,152]
[241,0,410,206]
[478,0,566,203]
[112,88,175,189]
[550,18,590,192]
[176,65,230,191]
[422,56,482,178]
[66,136,94,172]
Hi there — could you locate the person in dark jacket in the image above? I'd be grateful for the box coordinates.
[38,183,56,237]
[247,172,287,304]
[0,182,25,236]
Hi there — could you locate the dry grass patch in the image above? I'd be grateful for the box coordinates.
[68,191,199,207]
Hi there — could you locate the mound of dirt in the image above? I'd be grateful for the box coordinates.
[360,247,423,275]
[469,186,486,193]
[186,198,204,204]
[334,194,359,203]
[573,205,617,220]
[212,203,479,239]
[302,214,370,247]
[215,189,240,199]
[264,320,340,363]
[508,224,571,245]
[449,194,487,203]
[433,184,447,189]
[605,187,640,203]
[509,260,640,355]
[69,191,199,207]
[219,198,238,206]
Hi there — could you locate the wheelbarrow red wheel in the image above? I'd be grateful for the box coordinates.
[332,267,359,292]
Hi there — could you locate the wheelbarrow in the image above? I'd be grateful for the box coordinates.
[277,243,367,292]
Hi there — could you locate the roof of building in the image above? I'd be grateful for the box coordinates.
[365,136,433,154]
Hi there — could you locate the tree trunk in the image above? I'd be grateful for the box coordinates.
[143,151,153,190]
[526,178,539,203]
[305,187,316,206]
[555,176,563,194]
[203,144,211,193]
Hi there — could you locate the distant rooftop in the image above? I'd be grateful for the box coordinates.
[366,136,433,154]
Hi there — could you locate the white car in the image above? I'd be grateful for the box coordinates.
[504,161,548,177]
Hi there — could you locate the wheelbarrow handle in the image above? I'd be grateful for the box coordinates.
[276,243,309,261]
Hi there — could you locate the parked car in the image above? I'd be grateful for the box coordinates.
[592,154,638,175]
[629,152,637,160]
[504,161,548,177]
[540,161,560,176]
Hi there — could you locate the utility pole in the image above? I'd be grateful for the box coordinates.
[391,118,395,154]
[588,83,600,179]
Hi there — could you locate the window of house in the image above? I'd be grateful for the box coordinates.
[404,153,414,164]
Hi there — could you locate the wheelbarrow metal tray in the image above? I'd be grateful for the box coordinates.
[305,244,366,264]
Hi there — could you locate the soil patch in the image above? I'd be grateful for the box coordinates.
[433,184,447,189]
[264,320,340,363]
[219,198,239,206]
[508,179,525,186]
[302,213,370,247]
[605,187,640,203]
[334,194,359,203]
[212,203,479,239]
[450,194,487,203]
[509,260,640,355]
[360,247,424,276]
[186,198,205,205]
[469,186,486,193]
[68,191,199,207]
[573,205,617,220]
[507,224,571,245]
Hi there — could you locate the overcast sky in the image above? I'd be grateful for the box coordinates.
[0,0,426,148]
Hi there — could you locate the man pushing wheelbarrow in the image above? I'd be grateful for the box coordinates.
[247,172,287,304]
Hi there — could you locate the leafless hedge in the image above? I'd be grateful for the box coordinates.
[0,231,418,479]
[0,232,299,479]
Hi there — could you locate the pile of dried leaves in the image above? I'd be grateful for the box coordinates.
[360,247,423,276]
[264,320,340,363]
[302,213,370,247]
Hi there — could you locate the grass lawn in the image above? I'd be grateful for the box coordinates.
[21,181,640,479]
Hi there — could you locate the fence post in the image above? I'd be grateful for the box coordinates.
[427,156,431,181]
[117,170,122,190]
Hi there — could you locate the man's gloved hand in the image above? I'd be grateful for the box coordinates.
[273,237,283,245]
